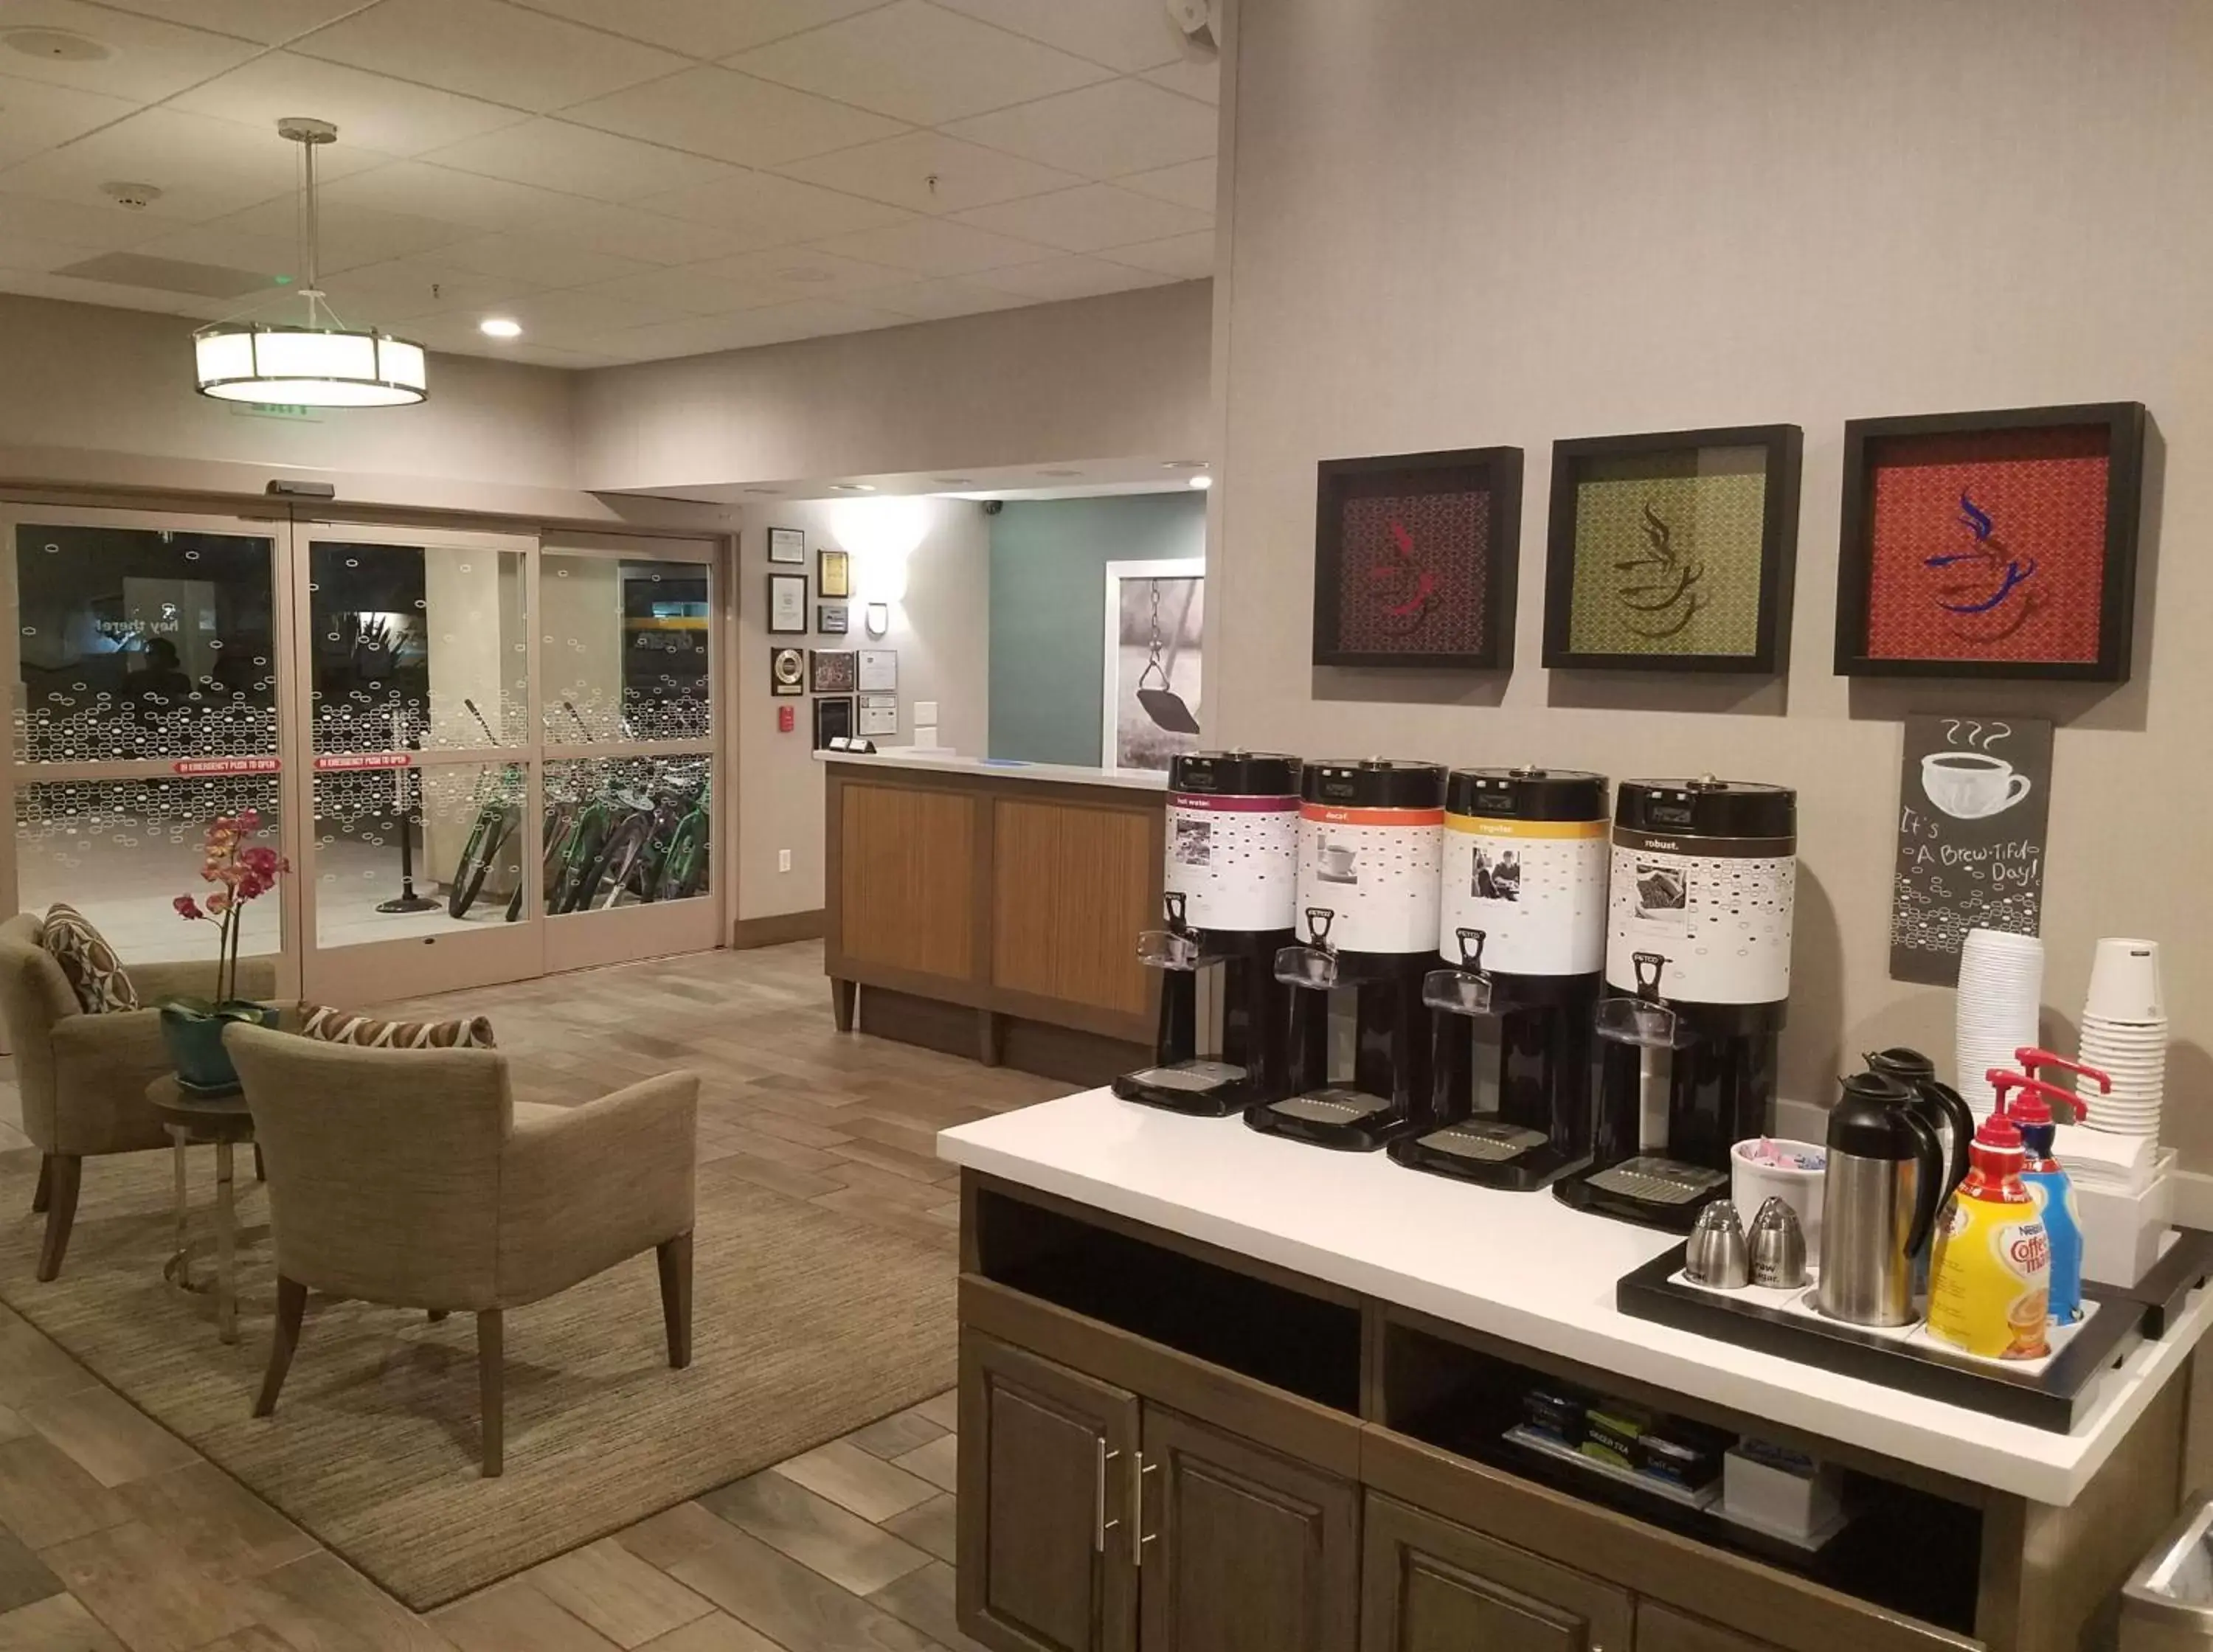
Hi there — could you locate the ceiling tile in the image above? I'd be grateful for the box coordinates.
[527,200,759,264]
[0,0,260,101]
[437,232,659,288]
[170,55,533,159]
[0,193,168,250]
[564,65,905,169]
[569,264,789,315]
[807,216,1047,276]
[772,129,1080,214]
[72,0,373,47]
[314,162,578,233]
[1141,57,1219,105]
[292,0,689,113]
[508,0,892,58]
[587,298,914,360]
[422,118,736,202]
[0,108,387,222]
[1103,229,1211,278]
[1117,155,1214,212]
[0,230,105,273]
[640,170,911,245]
[929,0,1182,72]
[970,253,1173,302]
[727,0,1111,125]
[952,184,1208,254]
[942,77,1216,178]
[317,255,548,322]
[0,73,137,170]
[862,276,1030,322]
[686,245,906,299]
[195,198,481,270]
[0,265,216,317]
[504,286,695,334]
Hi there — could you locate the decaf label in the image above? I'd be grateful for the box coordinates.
[1890,714,2053,985]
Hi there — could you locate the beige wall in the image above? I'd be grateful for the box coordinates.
[734,496,989,920]
[1211,0,2213,1153]
[576,282,1213,494]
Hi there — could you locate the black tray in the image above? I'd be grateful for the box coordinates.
[1616,1226,2213,1432]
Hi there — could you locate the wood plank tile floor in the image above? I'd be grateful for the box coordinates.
[0,942,1067,1651]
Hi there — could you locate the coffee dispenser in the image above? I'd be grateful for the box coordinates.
[1391,768,1608,1190]
[1115,752,1302,1116]
[1556,778,1797,1231]
[1244,759,1446,1151]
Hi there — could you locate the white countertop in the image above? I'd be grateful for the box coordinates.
[817,749,1168,792]
[939,1089,2212,1506]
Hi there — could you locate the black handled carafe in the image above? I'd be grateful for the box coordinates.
[1863,1047,1975,1205]
[1815,1071,1944,1328]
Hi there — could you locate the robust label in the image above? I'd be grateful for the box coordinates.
[1925,1195,2051,1360]
[1440,814,1606,975]
[1295,804,1443,956]
[1165,793,1299,934]
[1604,836,1795,1004]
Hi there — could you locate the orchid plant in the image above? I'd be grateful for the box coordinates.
[173,808,288,1007]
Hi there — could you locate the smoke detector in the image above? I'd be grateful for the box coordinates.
[1163,0,1219,61]
[102,181,163,211]
[5,28,112,63]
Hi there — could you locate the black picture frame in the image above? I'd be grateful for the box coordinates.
[817,546,851,599]
[766,572,807,635]
[767,526,805,565]
[1312,446,1522,670]
[809,648,856,694]
[814,695,853,749]
[1540,424,1801,674]
[768,646,804,697]
[817,603,848,634]
[1833,401,2145,682]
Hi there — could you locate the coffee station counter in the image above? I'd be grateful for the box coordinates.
[940,1087,2211,1652]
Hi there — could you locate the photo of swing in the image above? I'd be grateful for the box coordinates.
[1102,558,1202,771]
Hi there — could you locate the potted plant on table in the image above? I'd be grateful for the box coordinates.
[160,808,288,1094]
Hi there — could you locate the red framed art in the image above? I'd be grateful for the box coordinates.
[1312,446,1523,670]
[1834,403,2145,681]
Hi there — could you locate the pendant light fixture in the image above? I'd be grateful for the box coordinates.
[193,117,427,408]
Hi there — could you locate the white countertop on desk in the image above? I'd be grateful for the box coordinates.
[938,1089,2212,1506]
[816,749,1168,792]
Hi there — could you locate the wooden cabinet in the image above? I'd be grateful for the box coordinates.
[1362,1494,1632,1652]
[1635,1603,1784,1652]
[1137,1407,1359,1652]
[959,1335,1140,1652]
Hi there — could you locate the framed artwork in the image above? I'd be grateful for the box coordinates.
[1834,401,2145,681]
[767,527,805,565]
[766,573,806,634]
[817,547,851,599]
[1312,446,1522,669]
[769,647,805,697]
[1103,559,1202,771]
[809,648,856,694]
[813,695,853,749]
[1541,425,1801,673]
[817,603,848,634]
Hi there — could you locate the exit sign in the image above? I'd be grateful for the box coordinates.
[229,402,321,422]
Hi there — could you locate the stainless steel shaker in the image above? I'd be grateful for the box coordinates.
[1815,1071,1944,1326]
[1685,1201,1750,1289]
[1748,1197,1808,1288]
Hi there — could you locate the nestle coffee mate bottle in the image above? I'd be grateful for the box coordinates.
[2009,1049,2113,1326]
[1925,1072,2052,1360]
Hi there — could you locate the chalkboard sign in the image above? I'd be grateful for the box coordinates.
[1891,714,2053,985]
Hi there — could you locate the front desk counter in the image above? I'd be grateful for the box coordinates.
[939,1090,2213,1652]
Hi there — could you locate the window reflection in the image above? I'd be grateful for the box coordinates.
[541,556,711,743]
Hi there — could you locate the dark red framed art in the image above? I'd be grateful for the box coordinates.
[1312,446,1523,670]
[1834,402,2145,682]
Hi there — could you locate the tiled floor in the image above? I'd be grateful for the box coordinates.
[0,940,1059,1651]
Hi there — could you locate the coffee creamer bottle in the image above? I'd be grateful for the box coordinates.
[2008,1049,2114,1326]
[1925,1072,2051,1361]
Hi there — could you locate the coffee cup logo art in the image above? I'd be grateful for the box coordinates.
[1925,492,2040,643]
[1920,749,2032,821]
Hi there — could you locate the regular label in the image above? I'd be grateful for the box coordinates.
[1439,815,1607,976]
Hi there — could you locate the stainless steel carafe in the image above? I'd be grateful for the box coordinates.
[1815,1071,1944,1327]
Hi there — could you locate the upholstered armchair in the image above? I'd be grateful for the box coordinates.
[224,1024,698,1476]
[0,912,277,1280]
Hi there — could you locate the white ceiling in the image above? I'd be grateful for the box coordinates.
[0,0,1219,367]
[633,454,1210,504]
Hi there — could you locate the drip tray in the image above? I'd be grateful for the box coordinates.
[1416,1122,1547,1163]
[1585,1156,1728,1207]
[1266,1089,1393,1125]
[1125,1060,1246,1094]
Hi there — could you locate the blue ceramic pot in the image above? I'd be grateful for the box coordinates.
[159,1001,277,1095]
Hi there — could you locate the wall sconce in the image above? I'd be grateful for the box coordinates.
[865,602,891,636]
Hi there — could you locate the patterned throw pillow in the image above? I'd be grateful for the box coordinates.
[297,1002,496,1050]
[41,903,139,1013]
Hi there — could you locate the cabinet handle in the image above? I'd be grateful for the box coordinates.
[1131,1453,1160,1567]
[1094,1442,1121,1552]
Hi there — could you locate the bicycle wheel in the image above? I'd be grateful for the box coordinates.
[652,811,710,902]
[448,806,510,920]
[581,813,654,912]
[549,806,612,914]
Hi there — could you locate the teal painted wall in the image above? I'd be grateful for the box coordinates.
[988,492,1207,764]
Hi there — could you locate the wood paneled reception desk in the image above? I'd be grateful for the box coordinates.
[820,753,1166,1082]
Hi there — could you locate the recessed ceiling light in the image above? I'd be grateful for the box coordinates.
[1189,474,1213,490]
[1162,459,1208,471]
[830,482,876,493]
[478,316,522,339]
[6,30,111,63]
[932,477,974,486]
[1039,468,1081,478]
[743,487,783,496]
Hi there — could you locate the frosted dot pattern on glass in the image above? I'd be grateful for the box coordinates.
[1295,811,1443,956]
[1164,799,1298,933]
[541,556,711,744]
[1604,842,1795,1004]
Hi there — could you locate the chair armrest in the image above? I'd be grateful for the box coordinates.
[129,957,277,1004]
[46,1008,178,1155]
[497,1072,698,1309]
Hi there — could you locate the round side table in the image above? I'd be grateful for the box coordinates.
[147,1077,258,1345]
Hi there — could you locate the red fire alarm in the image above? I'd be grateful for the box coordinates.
[778,705,796,733]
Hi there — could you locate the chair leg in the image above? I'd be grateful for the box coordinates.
[31,1154,52,1215]
[34,1156,81,1283]
[477,1311,504,1478]
[656,1232,693,1370]
[256,1276,308,1417]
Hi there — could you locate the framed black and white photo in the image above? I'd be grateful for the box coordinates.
[767,526,805,565]
[766,572,807,634]
[817,603,848,634]
[1104,558,1202,771]
[813,695,853,749]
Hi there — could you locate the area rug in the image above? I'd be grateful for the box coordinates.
[0,1146,955,1610]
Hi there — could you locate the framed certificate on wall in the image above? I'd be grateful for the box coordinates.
[767,573,807,634]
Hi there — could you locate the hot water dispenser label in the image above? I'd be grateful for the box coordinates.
[1605,830,1795,1004]
[1165,792,1301,933]
[1440,815,1607,976]
[1296,803,1444,956]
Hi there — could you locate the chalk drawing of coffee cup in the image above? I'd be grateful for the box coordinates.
[1921,751,2031,820]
